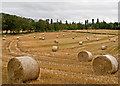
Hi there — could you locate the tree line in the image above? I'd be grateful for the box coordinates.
[1,13,120,34]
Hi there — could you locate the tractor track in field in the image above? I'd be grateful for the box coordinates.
[63,36,117,50]
[39,68,117,84]
[3,38,94,83]
[2,32,118,84]
[17,35,117,58]
[15,36,113,66]
[17,35,118,83]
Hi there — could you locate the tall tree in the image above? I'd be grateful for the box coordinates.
[97,18,99,23]
[60,20,62,24]
[65,20,68,25]
[51,19,53,24]
[92,19,94,24]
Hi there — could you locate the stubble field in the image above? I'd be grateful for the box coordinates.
[2,30,119,84]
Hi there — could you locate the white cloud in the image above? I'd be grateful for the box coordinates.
[1,0,119,2]
[1,1,119,23]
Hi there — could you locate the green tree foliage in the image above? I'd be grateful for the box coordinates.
[51,19,53,24]
[1,13,120,34]
[77,22,84,30]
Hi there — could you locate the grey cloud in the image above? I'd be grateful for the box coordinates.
[2,1,119,23]
[2,0,119,2]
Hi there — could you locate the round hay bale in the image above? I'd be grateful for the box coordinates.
[42,37,45,40]
[3,37,6,40]
[101,46,106,50]
[72,37,75,39]
[96,38,99,41]
[86,37,89,40]
[75,35,77,37]
[39,37,42,40]
[34,36,36,38]
[113,39,116,42]
[3,35,7,37]
[52,46,58,52]
[79,41,83,45]
[16,37,20,40]
[93,34,96,37]
[92,55,118,75]
[78,51,92,62]
[54,40,59,43]
[56,35,58,38]
[7,56,40,83]
[43,35,45,37]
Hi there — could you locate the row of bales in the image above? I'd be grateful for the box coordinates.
[7,51,118,83]
[77,51,118,75]
[2,32,117,52]
[4,32,118,83]
[3,32,116,43]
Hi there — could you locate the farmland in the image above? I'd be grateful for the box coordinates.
[2,30,118,84]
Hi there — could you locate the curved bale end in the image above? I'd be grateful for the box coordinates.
[3,35,7,37]
[54,40,59,43]
[56,35,58,38]
[92,55,118,75]
[16,37,20,40]
[86,37,90,40]
[7,56,40,83]
[113,39,116,42]
[78,51,92,62]
[3,37,6,40]
[42,37,45,40]
[96,38,99,41]
[79,41,83,45]
[101,46,106,50]
[72,37,75,39]
[52,46,58,52]
[39,37,42,40]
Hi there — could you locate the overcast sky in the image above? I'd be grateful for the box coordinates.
[1,0,120,23]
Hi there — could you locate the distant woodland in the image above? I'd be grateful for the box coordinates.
[1,13,120,34]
